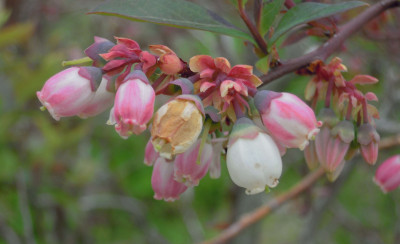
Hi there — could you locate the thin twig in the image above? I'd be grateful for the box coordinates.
[378,133,400,150]
[238,0,268,54]
[260,0,400,87]
[202,167,325,244]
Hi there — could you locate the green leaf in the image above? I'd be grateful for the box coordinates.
[255,55,269,74]
[89,0,254,42]
[269,1,368,44]
[259,0,285,36]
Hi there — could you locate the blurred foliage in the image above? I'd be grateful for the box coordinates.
[0,0,399,243]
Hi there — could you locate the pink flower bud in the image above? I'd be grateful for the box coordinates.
[316,119,354,173]
[151,157,188,201]
[374,155,400,193]
[227,118,282,195]
[304,141,319,170]
[254,91,321,150]
[37,67,102,120]
[107,71,155,138]
[79,75,114,118]
[357,123,380,165]
[144,139,159,166]
[174,140,213,187]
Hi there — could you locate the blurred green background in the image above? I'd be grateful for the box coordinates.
[0,0,399,243]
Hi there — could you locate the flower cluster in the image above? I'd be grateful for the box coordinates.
[39,37,374,201]
[301,57,380,181]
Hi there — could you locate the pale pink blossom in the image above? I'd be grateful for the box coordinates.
[358,123,380,165]
[151,157,187,201]
[107,71,155,138]
[144,139,159,166]
[37,67,101,120]
[374,155,400,193]
[174,140,213,187]
[254,91,321,150]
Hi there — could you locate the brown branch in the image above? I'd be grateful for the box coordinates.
[202,133,400,244]
[202,167,325,244]
[259,0,400,87]
[238,0,268,54]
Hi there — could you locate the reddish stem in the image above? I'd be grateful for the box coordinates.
[151,74,167,90]
[284,0,296,9]
[361,98,369,124]
[325,79,334,108]
[238,0,268,54]
[345,99,353,121]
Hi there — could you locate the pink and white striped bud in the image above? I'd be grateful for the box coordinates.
[357,123,380,165]
[144,139,159,166]
[316,114,354,173]
[254,90,321,150]
[151,157,188,201]
[227,117,282,195]
[37,67,102,120]
[174,140,213,187]
[107,71,155,138]
[79,75,114,118]
[374,155,400,193]
[326,160,346,182]
[151,95,204,159]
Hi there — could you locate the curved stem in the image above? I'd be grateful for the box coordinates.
[259,0,400,87]
[238,0,268,54]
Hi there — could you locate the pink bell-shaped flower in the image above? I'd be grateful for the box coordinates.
[374,155,400,193]
[226,117,282,195]
[254,90,321,150]
[144,139,159,166]
[357,123,380,165]
[151,157,188,201]
[304,141,319,170]
[316,111,354,173]
[37,67,102,120]
[79,75,114,118]
[174,140,213,187]
[107,71,155,138]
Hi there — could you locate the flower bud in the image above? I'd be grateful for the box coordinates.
[304,141,319,170]
[174,140,213,187]
[357,123,380,165]
[144,139,159,166]
[326,160,346,182]
[151,157,187,201]
[316,119,354,173]
[254,90,321,150]
[226,117,282,195]
[374,155,400,193]
[37,67,102,120]
[151,95,204,159]
[107,71,155,138]
[79,75,114,118]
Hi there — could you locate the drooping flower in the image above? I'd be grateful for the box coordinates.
[149,45,183,75]
[37,66,102,120]
[151,95,204,159]
[304,141,319,170]
[374,155,400,193]
[254,90,322,150]
[107,71,155,138]
[79,75,114,118]
[144,139,159,166]
[315,109,354,173]
[151,157,188,201]
[357,123,380,165]
[174,140,213,187]
[226,117,282,195]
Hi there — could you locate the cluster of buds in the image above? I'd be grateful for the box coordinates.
[38,36,374,201]
[301,57,380,181]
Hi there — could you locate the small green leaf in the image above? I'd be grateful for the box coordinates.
[89,0,254,42]
[259,0,285,36]
[269,1,368,44]
[255,55,269,74]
